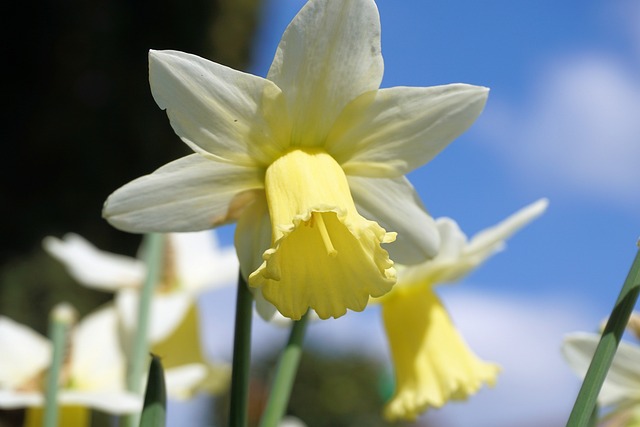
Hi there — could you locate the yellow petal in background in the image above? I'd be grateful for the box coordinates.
[382,284,499,421]
[250,148,396,320]
[24,406,90,427]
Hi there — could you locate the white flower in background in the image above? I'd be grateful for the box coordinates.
[379,199,548,421]
[0,306,141,423]
[563,314,640,427]
[43,230,237,398]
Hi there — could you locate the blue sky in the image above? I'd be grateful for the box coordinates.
[199,1,640,426]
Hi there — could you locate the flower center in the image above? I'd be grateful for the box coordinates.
[310,211,337,257]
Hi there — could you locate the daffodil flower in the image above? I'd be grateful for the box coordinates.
[563,315,640,427]
[379,199,548,421]
[0,306,141,426]
[43,231,235,398]
[102,0,489,320]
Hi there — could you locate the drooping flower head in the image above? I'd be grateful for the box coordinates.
[380,199,548,420]
[102,0,489,320]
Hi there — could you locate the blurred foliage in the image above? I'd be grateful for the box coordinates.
[1,0,262,327]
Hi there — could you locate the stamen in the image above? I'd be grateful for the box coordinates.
[313,212,337,257]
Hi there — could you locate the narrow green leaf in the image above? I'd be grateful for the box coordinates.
[139,354,167,427]
[566,246,640,427]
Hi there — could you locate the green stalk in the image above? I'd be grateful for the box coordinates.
[125,233,165,427]
[43,303,76,427]
[566,246,640,427]
[259,312,309,427]
[229,272,254,427]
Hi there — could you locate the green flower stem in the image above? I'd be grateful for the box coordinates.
[229,272,254,427]
[43,303,76,427]
[125,233,164,427]
[259,312,309,427]
[566,245,640,427]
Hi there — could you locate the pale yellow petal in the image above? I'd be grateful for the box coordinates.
[267,0,383,148]
[328,84,489,177]
[150,49,289,166]
[249,149,396,320]
[103,154,263,233]
[382,285,498,421]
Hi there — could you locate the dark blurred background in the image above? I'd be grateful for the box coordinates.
[2,0,261,330]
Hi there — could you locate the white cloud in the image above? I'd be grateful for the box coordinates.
[479,52,640,210]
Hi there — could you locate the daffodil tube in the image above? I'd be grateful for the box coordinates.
[250,148,396,320]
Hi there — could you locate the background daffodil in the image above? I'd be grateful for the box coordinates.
[102,0,489,320]
[0,306,141,426]
[43,230,235,398]
[563,315,640,427]
[379,199,548,420]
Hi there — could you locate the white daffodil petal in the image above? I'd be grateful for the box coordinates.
[234,195,278,321]
[0,390,43,409]
[164,363,208,400]
[59,390,141,415]
[69,306,127,391]
[0,317,51,389]
[329,84,489,177]
[116,290,192,346]
[103,154,263,233]
[466,198,549,258]
[43,234,145,290]
[563,333,640,407]
[234,194,272,282]
[149,50,288,166]
[169,231,239,293]
[348,175,439,264]
[267,0,383,146]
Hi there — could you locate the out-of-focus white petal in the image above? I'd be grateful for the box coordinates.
[43,234,145,290]
[103,154,263,233]
[466,198,549,258]
[116,289,192,346]
[329,84,489,177]
[69,306,127,391]
[149,50,289,166]
[169,231,239,293]
[0,317,51,389]
[164,363,208,400]
[0,390,43,409]
[267,0,383,147]
[348,175,439,264]
[280,416,308,427]
[59,390,141,415]
[562,332,640,407]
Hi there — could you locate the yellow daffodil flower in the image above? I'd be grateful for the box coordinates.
[43,231,235,398]
[102,0,489,320]
[563,314,640,427]
[380,199,548,421]
[0,306,141,426]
